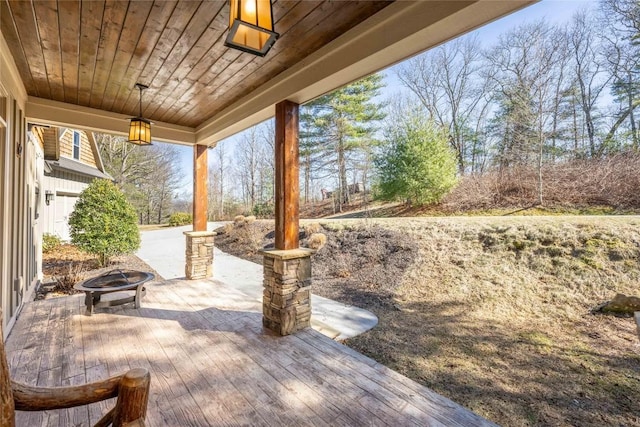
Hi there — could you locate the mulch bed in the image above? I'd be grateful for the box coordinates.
[39,244,163,300]
[213,220,418,312]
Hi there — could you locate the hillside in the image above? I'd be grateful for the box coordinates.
[215,216,640,426]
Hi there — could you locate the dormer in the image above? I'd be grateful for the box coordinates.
[58,129,97,168]
[32,126,108,175]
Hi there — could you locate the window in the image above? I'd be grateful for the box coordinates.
[72,131,80,160]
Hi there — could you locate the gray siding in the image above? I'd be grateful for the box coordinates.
[41,171,91,239]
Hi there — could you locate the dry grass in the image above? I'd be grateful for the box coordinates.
[307,233,327,250]
[51,262,88,294]
[344,216,640,426]
[303,222,323,237]
[442,154,640,212]
[301,157,640,221]
[216,216,640,426]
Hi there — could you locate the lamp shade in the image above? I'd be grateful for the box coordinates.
[128,117,151,146]
[225,0,278,56]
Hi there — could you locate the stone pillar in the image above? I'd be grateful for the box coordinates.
[261,248,314,335]
[184,231,215,280]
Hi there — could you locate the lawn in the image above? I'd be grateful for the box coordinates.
[215,216,640,427]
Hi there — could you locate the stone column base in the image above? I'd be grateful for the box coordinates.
[184,231,215,280]
[261,248,314,336]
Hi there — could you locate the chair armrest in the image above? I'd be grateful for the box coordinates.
[12,373,123,411]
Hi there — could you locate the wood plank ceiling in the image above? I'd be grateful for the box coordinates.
[1,0,392,128]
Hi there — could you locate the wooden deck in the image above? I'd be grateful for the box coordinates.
[6,278,496,426]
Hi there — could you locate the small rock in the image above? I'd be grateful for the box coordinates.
[601,293,640,315]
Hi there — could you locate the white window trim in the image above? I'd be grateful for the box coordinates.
[72,130,81,160]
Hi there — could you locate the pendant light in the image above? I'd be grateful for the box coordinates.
[127,83,152,146]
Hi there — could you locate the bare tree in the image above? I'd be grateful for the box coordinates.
[96,134,183,223]
[208,141,227,219]
[485,21,568,204]
[600,0,640,36]
[600,0,640,150]
[235,127,261,211]
[397,35,492,173]
[95,133,155,186]
[257,120,275,204]
[568,10,613,157]
[148,145,183,223]
[232,123,275,213]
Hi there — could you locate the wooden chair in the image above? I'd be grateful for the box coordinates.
[1,311,150,427]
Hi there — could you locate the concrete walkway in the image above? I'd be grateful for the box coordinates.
[136,222,378,340]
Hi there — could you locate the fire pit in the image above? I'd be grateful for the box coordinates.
[74,269,154,315]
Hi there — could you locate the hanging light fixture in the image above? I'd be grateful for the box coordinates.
[127,83,152,146]
[225,0,278,56]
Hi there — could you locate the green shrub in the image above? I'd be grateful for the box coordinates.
[375,111,458,205]
[42,233,62,254]
[168,212,192,227]
[252,201,274,218]
[69,179,140,266]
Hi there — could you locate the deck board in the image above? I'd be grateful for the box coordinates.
[7,279,496,426]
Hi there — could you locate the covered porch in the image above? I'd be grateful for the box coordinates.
[7,277,495,426]
[0,1,536,425]
[0,0,535,338]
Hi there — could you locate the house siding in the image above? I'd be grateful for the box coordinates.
[41,172,91,240]
[42,127,59,160]
[59,129,97,167]
[33,126,108,241]
[0,29,41,336]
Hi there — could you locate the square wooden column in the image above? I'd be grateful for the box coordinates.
[186,144,214,279]
[193,144,208,232]
[262,100,312,335]
[274,100,299,250]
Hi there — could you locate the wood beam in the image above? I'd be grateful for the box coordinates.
[274,100,299,250]
[193,144,208,231]
[26,97,196,145]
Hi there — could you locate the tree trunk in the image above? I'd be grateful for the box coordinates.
[572,91,580,156]
[337,135,349,211]
[303,154,311,204]
[629,89,638,151]
[537,141,544,206]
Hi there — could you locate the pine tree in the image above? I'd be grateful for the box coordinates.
[300,74,385,210]
[489,83,538,168]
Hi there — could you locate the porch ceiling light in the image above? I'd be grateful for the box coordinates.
[225,0,279,57]
[128,83,152,146]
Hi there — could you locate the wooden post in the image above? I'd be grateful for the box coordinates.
[274,100,299,250]
[193,144,208,232]
[111,369,150,427]
[0,312,15,427]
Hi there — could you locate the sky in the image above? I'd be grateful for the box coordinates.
[171,0,598,197]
